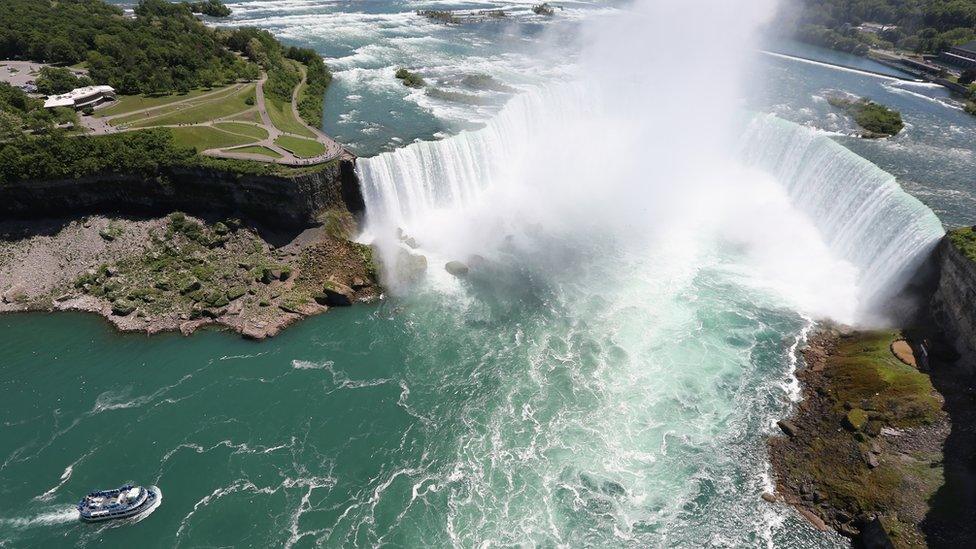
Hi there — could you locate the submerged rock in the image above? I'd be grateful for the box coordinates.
[445,260,469,277]
[395,248,428,284]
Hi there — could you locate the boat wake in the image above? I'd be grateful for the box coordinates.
[0,506,80,529]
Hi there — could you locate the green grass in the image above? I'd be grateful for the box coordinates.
[228,109,262,124]
[108,85,249,126]
[266,96,315,138]
[168,126,259,152]
[214,122,268,140]
[97,87,219,118]
[226,145,282,159]
[274,135,325,158]
[124,85,255,128]
[948,226,976,263]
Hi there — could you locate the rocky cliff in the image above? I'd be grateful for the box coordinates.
[0,158,364,230]
[932,231,976,371]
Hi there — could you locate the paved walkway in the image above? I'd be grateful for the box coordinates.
[78,69,345,166]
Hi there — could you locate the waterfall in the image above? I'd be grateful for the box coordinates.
[738,114,945,310]
[357,87,945,320]
[356,85,583,230]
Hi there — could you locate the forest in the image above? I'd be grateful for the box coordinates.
[0,0,258,95]
[789,0,976,55]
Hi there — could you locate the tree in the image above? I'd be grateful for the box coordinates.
[35,67,83,95]
[960,69,976,86]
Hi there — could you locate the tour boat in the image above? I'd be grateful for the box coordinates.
[77,484,159,523]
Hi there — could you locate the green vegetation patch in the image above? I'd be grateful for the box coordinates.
[948,226,976,263]
[0,0,259,95]
[73,213,292,318]
[789,0,976,56]
[828,96,904,138]
[266,97,315,138]
[395,68,426,88]
[123,85,255,128]
[168,126,259,152]
[96,88,217,118]
[772,329,945,547]
[826,331,941,427]
[274,135,325,158]
[227,145,282,159]
[214,122,269,140]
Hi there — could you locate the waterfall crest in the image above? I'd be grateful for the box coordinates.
[357,88,944,320]
[739,115,945,310]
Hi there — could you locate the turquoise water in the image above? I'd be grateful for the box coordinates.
[4,1,974,547]
[1,244,834,546]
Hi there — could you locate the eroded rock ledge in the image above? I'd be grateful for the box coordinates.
[0,159,378,339]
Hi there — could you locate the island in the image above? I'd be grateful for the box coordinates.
[827,95,905,138]
[0,0,377,339]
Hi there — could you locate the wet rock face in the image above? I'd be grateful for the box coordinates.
[0,160,364,231]
[932,237,976,372]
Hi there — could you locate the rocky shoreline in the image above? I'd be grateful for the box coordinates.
[767,325,952,547]
[0,211,379,340]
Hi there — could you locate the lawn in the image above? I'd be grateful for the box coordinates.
[124,85,255,128]
[97,87,219,118]
[228,109,262,124]
[227,145,283,159]
[214,122,268,140]
[168,126,259,152]
[266,96,315,138]
[274,135,325,158]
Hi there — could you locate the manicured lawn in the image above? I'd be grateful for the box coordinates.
[228,109,262,124]
[266,96,315,138]
[274,135,325,158]
[168,126,259,152]
[214,122,268,140]
[126,85,255,128]
[227,145,282,159]
[97,87,217,118]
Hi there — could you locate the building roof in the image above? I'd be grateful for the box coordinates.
[954,40,976,55]
[43,85,115,108]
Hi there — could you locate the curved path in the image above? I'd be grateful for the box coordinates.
[81,69,346,167]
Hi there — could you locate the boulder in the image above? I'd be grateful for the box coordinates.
[2,285,26,304]
[798,508,827,531]
[445,260,470,277]
[318,281,355,306]
[395,248,428,284]
[179,279,201,295]
[777,419,798,438]
[111,301,135,316]
[761,492,777,503]
[858,517,895,549]
[843,408,869,432]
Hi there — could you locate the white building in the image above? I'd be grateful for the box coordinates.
[43,85,116,110]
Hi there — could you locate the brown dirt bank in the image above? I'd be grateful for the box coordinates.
[0,211,379,340]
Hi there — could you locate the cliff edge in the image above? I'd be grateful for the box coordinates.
[932,228,976,372]
[0,158,379,339]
